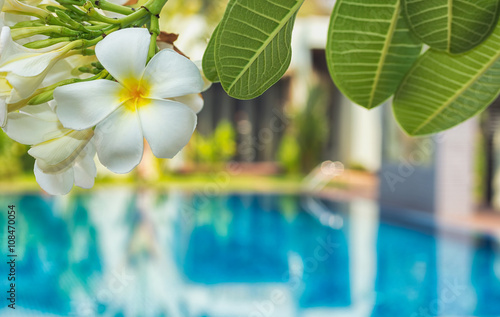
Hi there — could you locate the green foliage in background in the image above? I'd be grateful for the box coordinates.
[203,0,500,136]
[279,84,329,173]
[278,133,301,174]
[0,131,34,178]
[187,120,237,166]
[162,0,227,17]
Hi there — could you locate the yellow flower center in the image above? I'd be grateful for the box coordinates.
[119,78,151,112]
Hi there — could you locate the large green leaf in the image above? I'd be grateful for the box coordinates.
[326,0,422,109]
[215,0,303,99]
[402,0,500,54]
[202,24,220,83]
[393,23,500,136]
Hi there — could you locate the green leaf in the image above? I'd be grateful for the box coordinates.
[202,24,220,83]
[326,0,422,109]
[215,0,304,99]
[393,23,500,136]
[402,0,500,54]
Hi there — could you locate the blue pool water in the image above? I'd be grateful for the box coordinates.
[0,189,499,317]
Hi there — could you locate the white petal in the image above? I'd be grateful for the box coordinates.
[4,57,70,102]
[95,28,150,84]
[54,79,123,130]
[0,26,11,55]
[28,129,93,167]
[194,60,213,92]
[0,98,6,127]
[2,0,47,17]
[0,49,65,77]
[138,99,196,159]
[42,58,74,86]
[0,74,11,96]
[0,27,63,56]
[20,103,58,121]
[1,14,31,28]
[95,106,144,173]
[47,100,57,111]
[34,160,74,195]
[103,11,125,19]
[157,42,174,50]
[73,142,97,189]
[142,49,204,99]
[6,88,22,104]
[6,68,50,102]
[3,108,64,145]
[172,93,204,114]
[0,28,69,77]
[65,54,97,71]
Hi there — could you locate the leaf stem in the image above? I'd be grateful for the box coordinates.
[147,14,160,62]
[24,37,71,49]
[92,0,135,15]
[143,0,168,15]
[11,26,80,40]
[83,1,149,27]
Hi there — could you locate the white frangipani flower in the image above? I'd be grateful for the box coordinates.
[0,27,77,126]
[33,139,96,195]
[194,60,212,93]
[154,45,209,113]
[7,57,76,103]
[0,59,76,127]
[54,28,204,174]
[0,74,11,126]
[3,103,96,195]
[166,60,211,114]
[0,27,70,78]
[1,0,47,17]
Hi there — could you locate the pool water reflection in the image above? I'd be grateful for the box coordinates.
[0,189,499,316]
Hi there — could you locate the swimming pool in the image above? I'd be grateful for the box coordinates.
[0,189,499,316]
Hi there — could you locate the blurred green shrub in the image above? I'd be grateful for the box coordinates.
[348,162,368,172]
[277,133,301,174]
[187,120,236,168]
[278,84,330,174]
[0,131,34,179]
[160,0,229,25]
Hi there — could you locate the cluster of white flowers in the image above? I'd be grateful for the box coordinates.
[0,0,206,194]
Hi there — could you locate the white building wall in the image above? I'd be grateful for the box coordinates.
[435,118,478,215]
